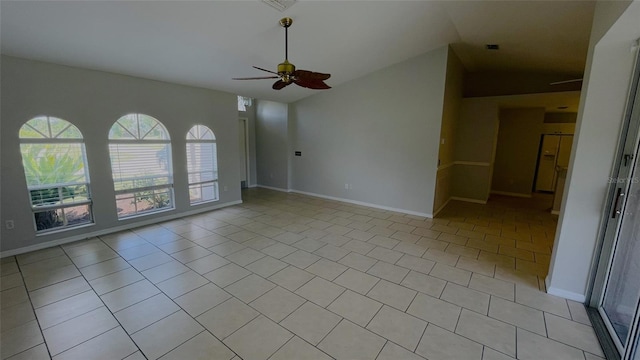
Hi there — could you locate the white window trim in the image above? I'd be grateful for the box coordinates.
[186,125,219,205]
[109,114,175,219]
[19,116,94,233]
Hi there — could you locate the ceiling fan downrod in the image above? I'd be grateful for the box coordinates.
[278,17,295,78]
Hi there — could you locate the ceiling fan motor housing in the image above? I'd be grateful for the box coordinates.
[278,60,295,78]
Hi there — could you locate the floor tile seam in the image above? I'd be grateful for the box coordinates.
[7,262,53,360]
[517,326,603,357]
[18,255,75,275]
[309,261,349,282]
[136,326,228,360]
[0,279,26,293]
[210,308,262,342]
[15,249,65,267]
[207,241,247,257]
[269,268,317,293]
[284,304,342,346]
[542,309,599,341]
[490,295,561,328]
[374,328,429,355]
[256,329,297,359]
[124,307,183,339]
[27,276,95,310]
[411,322,430,357]
[170,281,225,313]
[435,310,518,356]
[45,253,149,357]
[47,323,122,358]
[158,242,199,255]
[2,342,49,360]
[279,252,322,269]
[35,289,105,330]
[314,317,358,350]
[438,282,491,316]
[512,296,572,321]
[463,306,599,358]
[283,331,337,360]
[369,303,434,340]
[426,267,471,287]
[99,237,153,254]
[81,264,137,283]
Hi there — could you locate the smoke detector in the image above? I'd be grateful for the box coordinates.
[262,0,296,12]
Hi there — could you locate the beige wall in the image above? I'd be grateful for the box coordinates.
[492,108,546,196]
[449,98,499,203]
[434,47,465,213]
[464,72,583,97]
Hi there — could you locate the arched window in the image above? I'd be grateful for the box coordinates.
[108,114,174,218]
[186,125,218,204]
[19,116,93,232]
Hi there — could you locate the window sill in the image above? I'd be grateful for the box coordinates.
[117,207,175,221]
[35,222,95,237]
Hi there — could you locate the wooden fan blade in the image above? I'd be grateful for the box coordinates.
[233,76,280,80]
[294,69,331,81]
[273,80,292,90]
[253,66,279,75]
[294,78,331,90]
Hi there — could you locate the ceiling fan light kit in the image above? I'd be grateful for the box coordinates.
[233,17,331,91]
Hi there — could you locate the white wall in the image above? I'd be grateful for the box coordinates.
[0,56,241,254]
[255,100,289,190]
[547,0,638,301]
[239,102,258,187]
[287,46,449,216]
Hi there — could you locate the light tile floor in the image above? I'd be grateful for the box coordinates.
[0,189,604,359]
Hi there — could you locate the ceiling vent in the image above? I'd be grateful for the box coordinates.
[485,44,500,50]
[262,0,296,12]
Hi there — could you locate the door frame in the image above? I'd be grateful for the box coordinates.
[239,117,250,188]
[587,51,640,360]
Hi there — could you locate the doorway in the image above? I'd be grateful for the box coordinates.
[588,53,640,360]
[239,117,250,189]
[534,134,574,192]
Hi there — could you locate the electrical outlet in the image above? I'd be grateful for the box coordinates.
[5,220,14,230]
[345,184,349,189]
[223,185,228,192]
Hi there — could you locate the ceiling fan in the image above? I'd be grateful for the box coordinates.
[233,17,331,90]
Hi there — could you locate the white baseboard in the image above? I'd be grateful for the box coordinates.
[450,196,488,204]
[289,189,432,218]
[248,184,258,188]
[491,190,532,198]
[545,277,586,302]
[433,198,452,217]
[256,184,291,193]
[0,200,243,258]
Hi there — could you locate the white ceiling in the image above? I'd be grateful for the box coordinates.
[0,1,595,103]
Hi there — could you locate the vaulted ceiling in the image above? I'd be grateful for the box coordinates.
[1,1,595,103]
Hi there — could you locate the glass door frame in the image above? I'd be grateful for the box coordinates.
[588,52,640,360]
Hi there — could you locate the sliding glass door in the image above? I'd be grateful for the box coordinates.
[590,53,640,360]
